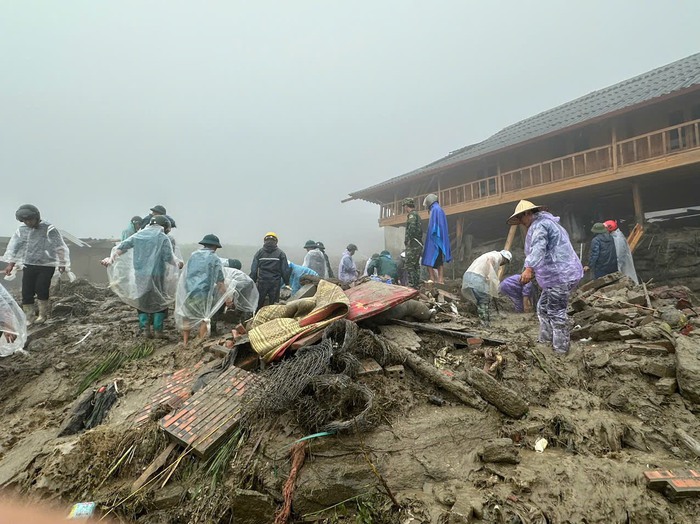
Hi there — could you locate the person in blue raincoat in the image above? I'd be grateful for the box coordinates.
[421,194,452,284]
[288,262,318,295]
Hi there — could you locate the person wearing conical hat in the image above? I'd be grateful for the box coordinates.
[507,200,583,355]
[584,223,618,279]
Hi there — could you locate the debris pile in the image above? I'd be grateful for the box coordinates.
[2,277,700,522]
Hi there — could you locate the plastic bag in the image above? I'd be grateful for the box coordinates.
[0,283,27,357]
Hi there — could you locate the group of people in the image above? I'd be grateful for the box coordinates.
[1,198,640,356]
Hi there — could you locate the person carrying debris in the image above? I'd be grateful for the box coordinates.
[175,234,232,345]
[584,223,618,279]
[121,215,143,240]
[604,220,639,284]
[315,241,334,278]
[338,243,359,283]
[402,197,423,288]
[366,250,399,282]
[499,273,535,313]
[0,282,27,357]
[2,204,70,326]
[508,200,583,355]
[250,232,291,310]
[302,240,328,277]
[102,215,181,338]
[461,250,512,325]
[288,261,318,295]
[421,194,451,284]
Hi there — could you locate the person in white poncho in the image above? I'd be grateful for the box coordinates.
[603,220,639,284]
[461,250,512,326]
[2,204,70,326]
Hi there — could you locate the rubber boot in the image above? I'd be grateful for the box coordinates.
[153,312,166,339]
[138,313,153,338]
[34,300,50,325]
[22,304,36,326]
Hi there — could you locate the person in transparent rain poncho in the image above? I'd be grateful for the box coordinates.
[101,215,181,338]
[461,250,512,326]
[2,204,70,326]
[175,234,231,345]
[508,200,583,355]
[302,240,328,278]
[604,220,639,284]
[0,283,27,357]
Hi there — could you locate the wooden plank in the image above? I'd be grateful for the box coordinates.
[498,225,518,280]
[131,443,176,492]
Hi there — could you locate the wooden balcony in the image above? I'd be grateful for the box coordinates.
[379,118,700,226]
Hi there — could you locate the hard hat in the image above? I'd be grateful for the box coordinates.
[198,234,222,248]
[150,205,167,215]
[603,220,618,232]
[423,194,438,208]
[264,232,278,240]
[151,215,171,228]
[499,250,512,262]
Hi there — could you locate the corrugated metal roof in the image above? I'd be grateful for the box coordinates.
[350,52,700,201]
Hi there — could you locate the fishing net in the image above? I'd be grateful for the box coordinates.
[240,319,376,433]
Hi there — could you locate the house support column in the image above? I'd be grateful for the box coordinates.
[632,181,644,225]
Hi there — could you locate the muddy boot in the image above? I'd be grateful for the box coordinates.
[22,304,36,326]
[138,312,153,338]
[34,299,50,325]
[153,312,166,339]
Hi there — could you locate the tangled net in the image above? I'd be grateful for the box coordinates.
[241,319,385,433]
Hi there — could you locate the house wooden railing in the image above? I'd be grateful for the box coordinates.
[379,118,700,222]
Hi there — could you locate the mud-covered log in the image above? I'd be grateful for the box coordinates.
[459,368,529,419]
[385,340,486,410]
[675,428,700,458]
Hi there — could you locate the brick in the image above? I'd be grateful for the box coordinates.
[641,360,676,378]
[384,365,405,380]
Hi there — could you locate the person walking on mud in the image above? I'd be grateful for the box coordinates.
[508,200,583,355]
[2,205,70,326]
[102,215,180,338]
[402,198,423,288]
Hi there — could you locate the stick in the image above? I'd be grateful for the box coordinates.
[392,319,507,345]
[363,450,400,508]
[590,293,656,312]
[641,281,653,310]
[131,443,176,492]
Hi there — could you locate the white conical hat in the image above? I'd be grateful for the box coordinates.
[506,200,545,225]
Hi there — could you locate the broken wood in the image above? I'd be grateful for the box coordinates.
[675,428,700,458]
[498,225,518,280]
[590,293,657,312]
[384,339,486,410]
[131,443,176,492]
[392,319,507,346]
[459,368,529,418]
[642,281,653,310]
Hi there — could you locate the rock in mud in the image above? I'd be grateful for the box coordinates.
[230,489,276,524]
[590,321,627,342]
[675,336,700,403]
[478,438,519,464]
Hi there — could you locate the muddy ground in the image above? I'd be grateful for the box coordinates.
[1,278,700,523]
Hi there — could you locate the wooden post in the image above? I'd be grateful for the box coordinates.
[632,182,644,225]
[455,216,464,261]
[498,225,518,280]
[611,126,618,172]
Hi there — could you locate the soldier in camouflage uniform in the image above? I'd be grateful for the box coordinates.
[402,198,423,288]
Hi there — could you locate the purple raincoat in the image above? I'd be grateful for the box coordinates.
[524,212,583,289]
[499,274,534,312]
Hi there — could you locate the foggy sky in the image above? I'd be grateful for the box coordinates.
[2,1,699,261]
